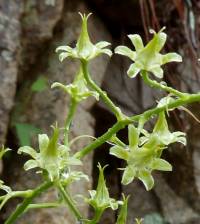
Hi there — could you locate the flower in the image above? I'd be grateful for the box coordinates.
[56,13,112,62]
[110,112,186,190]
[115,28,182,79]
[84,164,118,212]
[18,126,82,181]
[51,67,99,102]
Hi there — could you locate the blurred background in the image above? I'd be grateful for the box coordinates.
[0,0,200,223]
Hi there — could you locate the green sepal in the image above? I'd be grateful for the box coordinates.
[121,166,136,185]
[138,169,154,191]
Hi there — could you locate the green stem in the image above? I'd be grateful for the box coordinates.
[57,182,82,221]
[75,120,128,159]
[87,209,103,224]
[75,92,200,159]
[141,71,187,98]
[81,60,124,121]
[0,190,33,201]
[64,98,77,146]
[5,181,53,224]
[24,202,60,213]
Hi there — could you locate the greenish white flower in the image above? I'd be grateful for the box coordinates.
[56,13,112,61]
[51,67,99,102]
[61,171,89,186]
[85,164,119,213]
[18,126,82,181]
[115,28,182,79]
[110,112,186,191]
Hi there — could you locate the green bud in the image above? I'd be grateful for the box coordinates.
[116,194,129,224]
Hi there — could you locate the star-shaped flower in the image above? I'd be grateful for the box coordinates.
[51,67,99,102]
[18,126,82,181]
[56,13,112,62]
[115,28,182,79]
[110,112,186,190]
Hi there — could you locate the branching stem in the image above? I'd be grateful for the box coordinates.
[81,60,125,121]
[5,181,53,224]
[75,92,200,159]
[141,71,187,98]
[64,98,77,146]
[57,181,82,221]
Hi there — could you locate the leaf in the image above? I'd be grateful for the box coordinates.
[31,76,48,92]
[138,170,154,191]
[15,123,41,146]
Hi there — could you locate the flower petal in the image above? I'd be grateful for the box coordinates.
[154,31,167,52]
[18,146,37,159]
[149,66,163,79]
[127,63,140,78]
[58,52,71,62]
[55,46,72,53]
[128,34,144,51]
[24,159,39,171]
[100,48,112,57]
[110,145,129,161]
[38,134,49,152]
[95,41,111,49]
[128,124,139,148]
[115,46,136,60]
[162,52,182,64]
[151,158,172,171]
[121,166,136,185]
[138,169,154,191]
